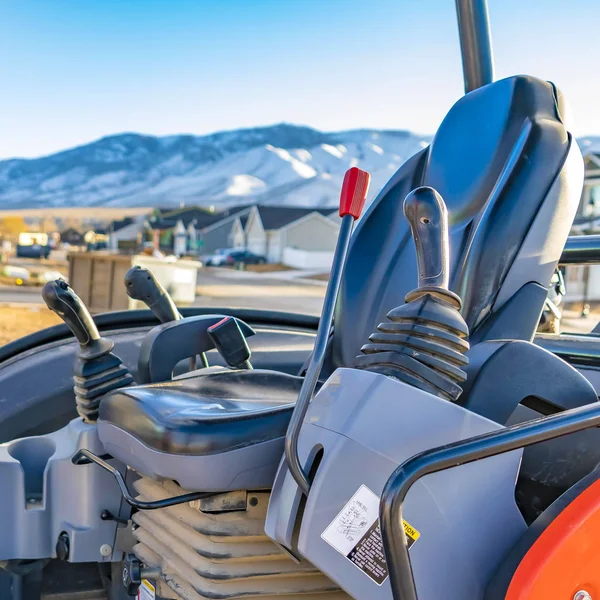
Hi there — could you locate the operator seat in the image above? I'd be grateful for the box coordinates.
[98,75,584,490]
[333,74,582,367]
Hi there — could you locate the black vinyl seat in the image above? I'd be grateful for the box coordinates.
[98,369,301,456]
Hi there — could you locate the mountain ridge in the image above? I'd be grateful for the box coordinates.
[0,124,430,210]
[4,123,595,210]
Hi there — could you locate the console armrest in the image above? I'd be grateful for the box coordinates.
[138,315,255,383]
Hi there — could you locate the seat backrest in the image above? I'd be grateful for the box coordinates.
[333,75,583,368]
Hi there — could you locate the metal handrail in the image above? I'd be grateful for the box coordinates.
[455,0,494,93]
[379,401,600,600]
[560,235,600,265]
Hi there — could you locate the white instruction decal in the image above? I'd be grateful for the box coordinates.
[322,485,420,586]
[138,579,155,600]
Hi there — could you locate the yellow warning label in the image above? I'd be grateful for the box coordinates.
[402,520,421,547]
[138,579,155,600]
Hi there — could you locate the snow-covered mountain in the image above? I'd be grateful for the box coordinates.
[0,124,430,209]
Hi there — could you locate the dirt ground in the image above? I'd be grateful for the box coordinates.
[0,306,60,345]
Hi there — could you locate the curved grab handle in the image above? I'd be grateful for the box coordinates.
[403,186,450,291]
[380,401,600,600]
[72,449,218,510]
[42,280,113,358]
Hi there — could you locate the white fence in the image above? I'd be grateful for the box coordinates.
[282,247,334,270]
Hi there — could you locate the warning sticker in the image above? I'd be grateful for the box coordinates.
[321,485,420,585]
[137,579,155,600]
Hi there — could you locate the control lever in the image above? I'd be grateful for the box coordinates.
[125,265,181,323]
[42,280,133,422]
[356,186,469,401]
[208,316,252,369]
[403,186,460,308]
[285,166,371,495]
[125,265,207,370]
[42,278,113,359]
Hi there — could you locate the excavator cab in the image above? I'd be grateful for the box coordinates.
[2,2,600,600]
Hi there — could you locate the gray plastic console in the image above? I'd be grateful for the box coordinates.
[265,368,526,600]
[0,418,129,562]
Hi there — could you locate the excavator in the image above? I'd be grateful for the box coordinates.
[2,1,600,599]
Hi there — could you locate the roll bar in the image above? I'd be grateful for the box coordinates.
[455,0,495,93]
[560,235,600,265]
[380,400,600,600]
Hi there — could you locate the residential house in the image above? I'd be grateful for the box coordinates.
[60,228,85,246]
[107,215,149,251]
[576,152,600,221]
[239,205,339,268]
[149,206,252,255]
[558,152,600,304]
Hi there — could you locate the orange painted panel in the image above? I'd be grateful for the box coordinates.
[506,479,600,600]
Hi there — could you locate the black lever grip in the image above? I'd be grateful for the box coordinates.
[404,186,450,291]
[208,316,252,369]
[42,280,113,358]
[125,266,181,324]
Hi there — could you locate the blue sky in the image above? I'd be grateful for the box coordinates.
[0,0,598,159]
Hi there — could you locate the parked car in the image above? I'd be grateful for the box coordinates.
[203,248,237,266]
[227,250,267,265]
[16,243,51,259]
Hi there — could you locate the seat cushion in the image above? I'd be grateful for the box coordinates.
[98,369,301,456]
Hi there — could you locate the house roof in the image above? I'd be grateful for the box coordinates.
[585,153,600,169]
[255,206,336,230]
[149,219,178,230]
[109,217,135,233]
[152,205,253,231]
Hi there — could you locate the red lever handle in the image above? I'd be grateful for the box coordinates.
[339,167,371,219]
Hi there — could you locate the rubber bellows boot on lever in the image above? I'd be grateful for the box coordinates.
[356,186,470,401]
[42,280,134,422]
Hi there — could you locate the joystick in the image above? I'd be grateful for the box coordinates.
[125,265,208,370]
[125,266,181,324]
[42,280,133,422]
[356,186,469,401]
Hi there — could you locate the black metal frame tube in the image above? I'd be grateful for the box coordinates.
[284,214,355,495]
[455,0,494,93]
[72,449,218,510]
[560,235,600,265]
[379,401,600,600]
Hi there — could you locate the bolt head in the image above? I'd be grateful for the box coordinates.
[100,544,112,557]
[574,591,592,600]
[123,553,142,596]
